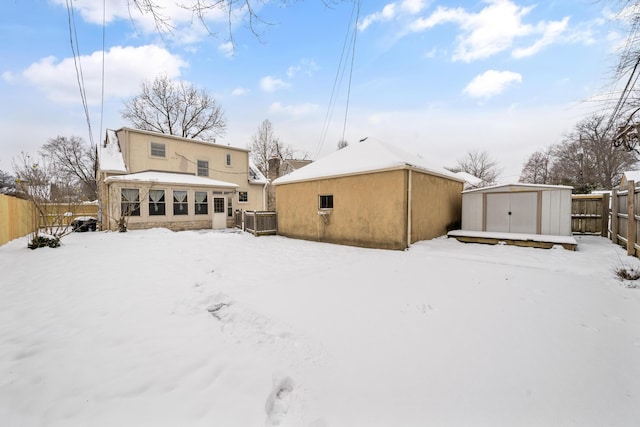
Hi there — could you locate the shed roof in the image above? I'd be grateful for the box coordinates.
[462,182,573,194]
[272,139,463,185]
[104,171,238,188]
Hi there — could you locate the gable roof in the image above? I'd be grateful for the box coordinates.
[98,129,127,173]
[248,160,268,184]
[273,139,463,185]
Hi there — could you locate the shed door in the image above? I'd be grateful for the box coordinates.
[485,192,538,234]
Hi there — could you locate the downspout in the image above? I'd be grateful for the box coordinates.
[263,181,268,211]
[407,168,412,250]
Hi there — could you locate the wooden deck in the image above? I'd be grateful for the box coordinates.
[447,230,578,251]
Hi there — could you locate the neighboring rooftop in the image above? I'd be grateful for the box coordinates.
[273,139,463,185]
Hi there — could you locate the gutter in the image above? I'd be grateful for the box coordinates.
[407,169,412,250]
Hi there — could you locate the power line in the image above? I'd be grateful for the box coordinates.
[65,0,94,146]
[314,0,361,160]
[99,0,106,145]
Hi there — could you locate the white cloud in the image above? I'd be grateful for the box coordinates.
[269,102,318,117]
[260,76,290,93]
[218,42,235,58]
[231,87,248,96]
[400,0,427,14]
[463,70,522,99]
[408,0,576,62]
[286,59,318,78]
[22,45,187,104]
[2,71,15,83]
[512,17,570,58]
[359,3,397,31]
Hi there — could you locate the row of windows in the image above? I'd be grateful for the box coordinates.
[121,189,247,217]
[149,142,232,176]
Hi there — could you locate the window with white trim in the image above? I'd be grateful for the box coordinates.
[149,189,165,216]
[195,191,208,215]
[319,194,333,210]
[173,190,188,215]
[121,188,140,216]
[213,197,225,213]
[197,160,209,177]
[150,142,166,158]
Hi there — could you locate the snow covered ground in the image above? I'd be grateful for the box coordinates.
[1,229,639,427]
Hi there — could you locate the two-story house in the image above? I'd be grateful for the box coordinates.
[97,127,267,231]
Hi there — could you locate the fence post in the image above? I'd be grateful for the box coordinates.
[612,189,618,244]
[601,193,610,238]
[628,181,636,256]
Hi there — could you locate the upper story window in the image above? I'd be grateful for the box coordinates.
[197,160,209,177]
[319,194,333,210]
[150,142,166,158]
[226,153,232,166]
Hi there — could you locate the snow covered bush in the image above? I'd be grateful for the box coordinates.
[27,234,61,250]
[615,265,640,288]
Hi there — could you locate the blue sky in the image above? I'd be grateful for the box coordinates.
[0,0,627,181]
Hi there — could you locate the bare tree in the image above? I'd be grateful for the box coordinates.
[448,150,502,185]
[129,0,348,41]
[337,139,349,150]
[606,0,640,141]
[551,114,639,191]
[248,119,293,177]
[0,169,15,189]
[122,74,227,141]
[520,149,553,184]
[40,136,96,201]
[12,153,79,248]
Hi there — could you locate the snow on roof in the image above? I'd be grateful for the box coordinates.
[454,171,483,185]
[272,139,463,185]
[248,160,267,184]
[104,171,238,188]
[462,182,573,194]
[623,170,640,183]
[98,130,127,173]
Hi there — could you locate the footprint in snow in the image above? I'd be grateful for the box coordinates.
[265,375,295,426]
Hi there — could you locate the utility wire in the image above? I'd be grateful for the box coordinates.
[99,0,106,145]
[313,0,360,160]
[340,0,360,145]
[65,0,94,146]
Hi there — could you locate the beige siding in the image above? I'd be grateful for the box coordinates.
[276,169,461,250]
[276,170,408,250]
[115,129,265,212]
[104,182,231,231]
[98,128,267,231]
[410,171,463,243]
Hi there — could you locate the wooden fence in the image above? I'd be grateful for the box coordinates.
[571,194,609,236]
[0,194,36,246]
[39,202,98,228]
[234,210,277,236]
[611,180,640,257]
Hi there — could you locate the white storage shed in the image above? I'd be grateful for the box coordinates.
[461,183,573,236]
